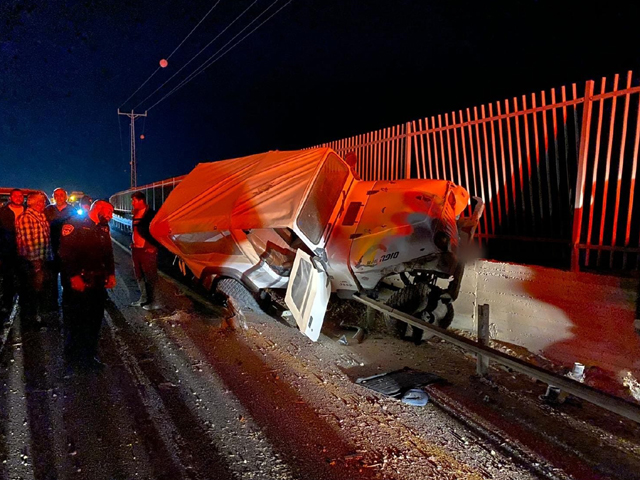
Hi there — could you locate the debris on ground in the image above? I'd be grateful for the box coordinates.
[339,320,365,344]
[356,367,442,398]
[622,370,640,402]
[156,310,194,324]
[401,388,429,406]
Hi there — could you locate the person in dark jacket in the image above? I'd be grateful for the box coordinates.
[130,192,161,311]
[44,188,74,312]
[0,189,25,315]
[58,200,116,370]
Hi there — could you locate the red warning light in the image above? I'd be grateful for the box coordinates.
[140,134,145,140]
[159,59,168,68]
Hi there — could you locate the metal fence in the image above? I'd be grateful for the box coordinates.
[574,73,640,273]
[315,71,640,275]
[110,71,640,275]
[110,175,185,232]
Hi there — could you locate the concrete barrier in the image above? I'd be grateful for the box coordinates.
[452,260,640,387]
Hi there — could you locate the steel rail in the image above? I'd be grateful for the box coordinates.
[352,294,640,424]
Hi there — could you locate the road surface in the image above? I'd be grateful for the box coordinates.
[0,243,638,480]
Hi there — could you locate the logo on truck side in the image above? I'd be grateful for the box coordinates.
[377,251,399,263]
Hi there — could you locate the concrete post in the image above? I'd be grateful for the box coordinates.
[476,303,490,376]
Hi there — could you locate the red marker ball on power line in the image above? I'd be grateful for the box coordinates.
[159,59,168,68]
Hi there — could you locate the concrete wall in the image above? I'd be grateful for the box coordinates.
[452,260,640,382]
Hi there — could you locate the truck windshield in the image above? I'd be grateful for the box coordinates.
[296,153,349,244]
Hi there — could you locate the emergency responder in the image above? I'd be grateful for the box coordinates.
[78,196,92,215]
[130,191,161,310]
[45,188,74,311]
[58,200,116,370]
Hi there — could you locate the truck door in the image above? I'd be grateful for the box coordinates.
[285,249,331,342]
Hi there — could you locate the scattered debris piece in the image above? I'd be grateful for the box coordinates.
[621,371,640,402]
[539,385,566,405]
[356,367,442,399]
[339,320,366,343]
[401,388,429,406]
[156,310,192,324]
[158,382,178,391]
[566,362,585,383]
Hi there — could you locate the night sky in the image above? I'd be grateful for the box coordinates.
[1,0,639,199]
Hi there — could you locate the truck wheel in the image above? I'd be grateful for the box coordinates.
[383,283,431,339]
[215,278,263,313]
[437,303,454,330]
[383,283,454,341]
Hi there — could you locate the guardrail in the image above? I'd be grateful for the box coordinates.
[354,294,640,424]
[111,213,133,233]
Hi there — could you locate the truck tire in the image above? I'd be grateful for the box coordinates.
[383,283,454,341]
[215,278,263,313]
[383,283,431,339]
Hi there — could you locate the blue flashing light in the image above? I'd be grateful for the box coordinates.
[77,209,84,215]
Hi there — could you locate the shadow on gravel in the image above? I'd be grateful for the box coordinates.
[107,290,378,480]
[176,318,377,480]
[21,326,61,480]
[17,318,177,479]
[105,301,238,480]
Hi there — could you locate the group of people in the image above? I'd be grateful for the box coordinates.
[0,187,160,372]
[0,188,114,371]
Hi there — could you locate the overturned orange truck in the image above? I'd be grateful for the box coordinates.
[150,147,484,341]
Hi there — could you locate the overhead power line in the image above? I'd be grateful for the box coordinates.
[166,0,222,60]
[134,0,259,111]
[118,1,222,109]
[118,67,161,110]
[148,0,293,111]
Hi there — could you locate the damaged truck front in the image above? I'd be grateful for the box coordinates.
[150,148,483,342]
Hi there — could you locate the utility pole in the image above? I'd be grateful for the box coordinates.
[117,109,148,188]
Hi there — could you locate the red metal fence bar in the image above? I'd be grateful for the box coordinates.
[502,100,517,232]
[610,72,633,268]
[488,103,503,228]
[571,80,595,271]
[585,78,607,265]
[597,74,620,266]
[540,91,553,218]
[550,89,560,220]
[480,105,495,234]
[452,112,463,188]
[625,94,640,269]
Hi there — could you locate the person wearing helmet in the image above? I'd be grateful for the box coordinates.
[77,196,92,216]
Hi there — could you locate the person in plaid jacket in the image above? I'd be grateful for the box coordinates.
[16,192,53,329]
